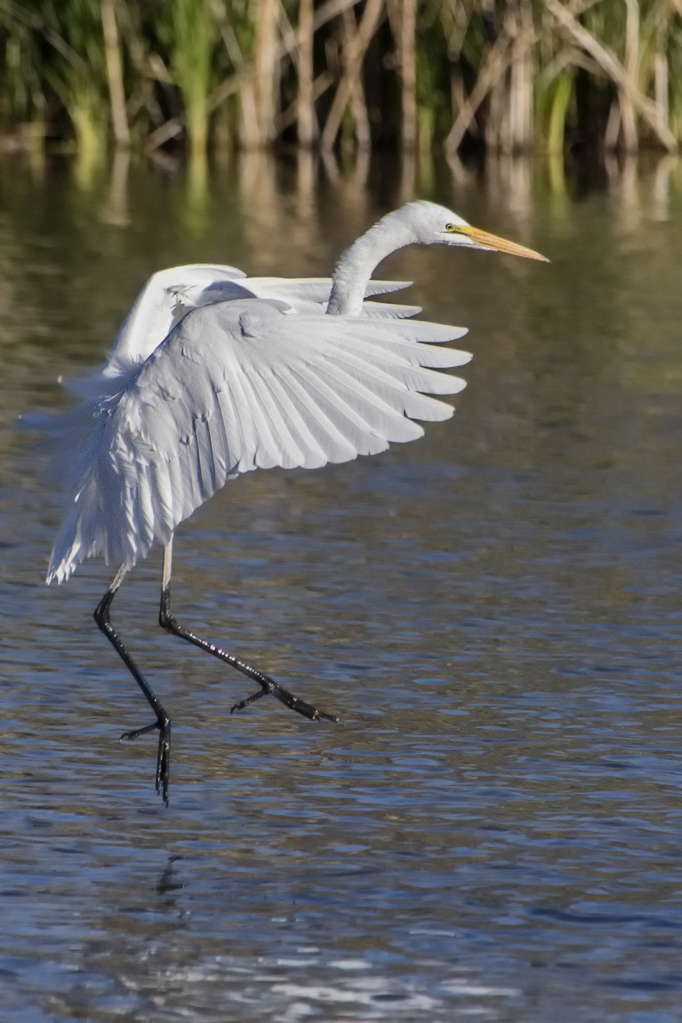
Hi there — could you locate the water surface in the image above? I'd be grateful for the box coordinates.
[2,152,682,1021]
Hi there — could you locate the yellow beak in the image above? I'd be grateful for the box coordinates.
[458,225,549,262]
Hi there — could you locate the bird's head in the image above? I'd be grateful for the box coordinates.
[403,201,548,262]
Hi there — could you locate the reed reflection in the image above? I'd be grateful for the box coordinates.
[399,148,416,204]
[182,150,212,237]
[100,148,130,228]
[651,154,677,221]
[237,151,283,271]
[485,155,533,222]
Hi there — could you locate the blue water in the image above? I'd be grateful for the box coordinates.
[2,152,682,1021]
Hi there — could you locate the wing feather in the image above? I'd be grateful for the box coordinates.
[323,346,466,397]
[260,368,343,467]
[246,277,412,303]
[46,298,471,581]
[302,359,427,442]
[235,367,290,470]
[279,365,382,459]
[331,330,471,368]
[247,369,309,468]
[285,365,395,457]
[224,373,263,472]
[206,383,234,482]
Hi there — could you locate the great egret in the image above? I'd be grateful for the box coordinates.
[33,200,546,802]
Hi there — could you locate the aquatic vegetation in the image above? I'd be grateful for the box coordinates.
[0,0,679,157]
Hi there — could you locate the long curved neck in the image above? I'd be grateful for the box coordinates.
[327,213,415,316]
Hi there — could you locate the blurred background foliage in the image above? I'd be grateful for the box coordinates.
[0,0,680,164]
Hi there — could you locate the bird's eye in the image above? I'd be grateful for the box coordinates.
[445,223,458,233]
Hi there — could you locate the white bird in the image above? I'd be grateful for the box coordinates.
[32,200,546,802]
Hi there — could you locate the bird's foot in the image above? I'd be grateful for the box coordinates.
[120,716,171,805]
[230,676,338,723]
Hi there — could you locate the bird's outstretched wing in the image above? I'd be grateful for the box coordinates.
[47,300,470,583]
[108,264,246,372]
[106,265,419,374]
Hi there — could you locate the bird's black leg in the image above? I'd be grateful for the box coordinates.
[158,541,337,723]
[94,565,171,803]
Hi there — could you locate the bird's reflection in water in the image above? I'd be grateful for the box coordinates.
[156,855,186,898]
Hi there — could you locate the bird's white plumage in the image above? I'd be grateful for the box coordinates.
[46,298,470,582]
[106,263,421,377]
[35,200,539,585]
[22,200,553,804]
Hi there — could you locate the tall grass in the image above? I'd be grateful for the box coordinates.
[0,0,681,158]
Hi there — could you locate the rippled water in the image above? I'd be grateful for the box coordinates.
[2,151,682,1021]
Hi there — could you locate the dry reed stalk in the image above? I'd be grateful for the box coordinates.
[236,76,262,149]
[650,0,673,136]
[320,0,384,150]
[484,2,534,154]
[144,117,184,153]
[620,0,639,151]
[398,0,417,149]
[101,0,129,147]
[486,76,505,151]
[212,13,261,149]
[605,100,622,149]
[486,9,515,152]
[297,0,317,145]
[254,0,279,145]
[279,71,333,131]
[440,0,473,59]
[206,0,364,121]
[445,27,534,155]
[545,0,677,150]
[655,51,669,135]
[508,46,534,150]
[440,0,474,135]
[341,7,372,149]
